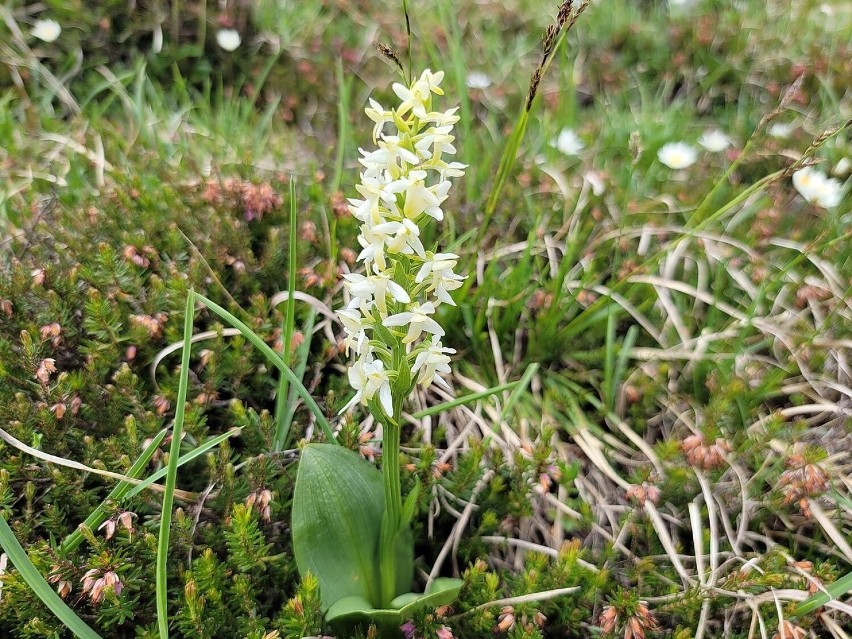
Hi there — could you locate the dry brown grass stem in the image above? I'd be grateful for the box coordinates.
[450,585,581,621]
[480,535,599,572]
[426,469,495,588]
[0,426,199,501]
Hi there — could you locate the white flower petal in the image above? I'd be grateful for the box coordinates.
[386,280,411,304]
[378,384,393,416]
[383,312,414,328]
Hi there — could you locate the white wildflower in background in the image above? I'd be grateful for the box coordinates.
[216,29,241,52]
[337,69,466,416]
[832,157,850,178]
[657,142,698,169]
[768,122,795,139]
[792,167,842,209]
[551,128,585,156]
[583,170,606,196]
[699,129,732,152]
[466,72,492,90]
[32,19,61,43]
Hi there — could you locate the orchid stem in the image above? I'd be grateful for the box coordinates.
[379,389,404,608]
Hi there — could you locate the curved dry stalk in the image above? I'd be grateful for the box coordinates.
[0,426,196,500]
[426,468,495,589]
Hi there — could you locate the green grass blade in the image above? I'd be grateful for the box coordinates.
[611,325,638,411]
[500,363,539,421]
[0,516,104,639]
[156,292,195,639]
[277,308,317,451]
[603,308,617,412]
[412,380,519,419]
[59,429,168,556]
[793,570,852,617]
[274,179,299,451]
[479,109,529,243]
[332,60,351,193]
[192,292,336,442]
[124,429,241,500]
[437,0,475,207]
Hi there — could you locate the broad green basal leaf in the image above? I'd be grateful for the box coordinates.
[292,444,384,610]
[325,577,464,624]
[396,578,464,617]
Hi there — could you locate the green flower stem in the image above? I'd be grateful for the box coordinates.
[379,340,405,608]
[379,394,404,608]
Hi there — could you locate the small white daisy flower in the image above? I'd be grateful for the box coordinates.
[466,72,492,90]
[551,128,585,156]
[32,19,61,43]
[767,122,795,139]
[657,142,698,169]
[216,29,242,52]
[792,167,842,209]
[698,129,732,152]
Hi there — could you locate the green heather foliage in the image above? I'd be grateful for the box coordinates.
[1,0,850,638]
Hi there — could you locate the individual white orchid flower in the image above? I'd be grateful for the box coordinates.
[411,338,456,388]
[392,69,445,119]
[415,253,465,306]
[422,107,460,127]
[437,161,467,179]
[365,98,394,142]
[344,272,410,316]
[360,137,421,179]
[341,355,393,415]
[384,218,426,258]
[357,219,403,271]
[403,178,450,221]
[338,308,370,356]
[415,125,457,162]
[383,302,445,344]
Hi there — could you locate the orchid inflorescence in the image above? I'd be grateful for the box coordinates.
[338,69,466,419]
